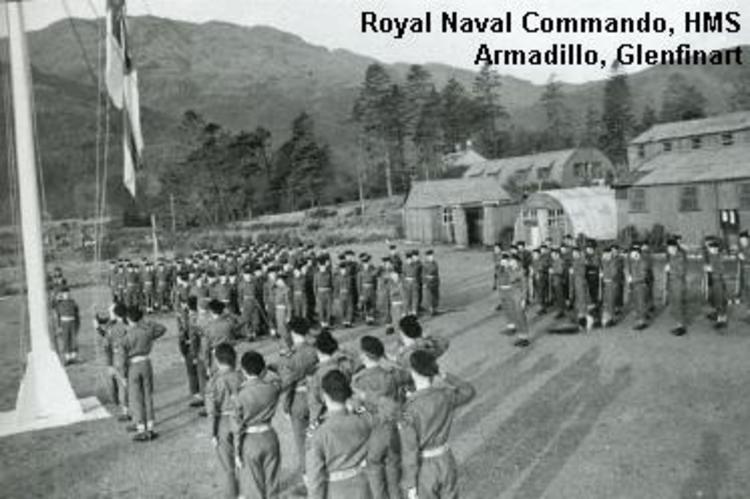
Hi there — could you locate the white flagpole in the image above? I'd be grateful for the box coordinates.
[5,0,84,428]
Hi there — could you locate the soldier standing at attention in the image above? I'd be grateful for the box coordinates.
[403,251,419,317]
[389,244,403,275]
[399,350,476,499]
[492,243,503,311]
[235,350,283,499]
[498,254,532,348]
[352,336,408,499]
[570,246,592,331]
[275,318,319,478]
[387,269,406,335]
[237,266,257,340]
[125,264,142,309]
[626,245,649,331]
[274,271,293,353]
[292,264,309,321]
[205,343,244,499]
[141,260,156,314]
[378,257,393,328]
[179,296,204,408]
[95,303,130,420]
[335,262,355,328]
[307,330,358,430]
[665,238,689,336]
[203,300,239,373]
[155,260,171,312]
[600,246,618,328]
[737,231,750,321]
[394,315,450,370]
[315,256,334,328]
[306,369,374,499]
[422,249,440,316]
[583,241,601,319]
[549,248,567,319]
[358,254,378,325]
[55,286,81,364]
[121,307,167,441]
[705,239,729,330]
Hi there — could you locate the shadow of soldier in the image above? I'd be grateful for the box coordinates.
[459,346,633,499]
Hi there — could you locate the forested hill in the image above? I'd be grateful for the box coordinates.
[0,15,747,224]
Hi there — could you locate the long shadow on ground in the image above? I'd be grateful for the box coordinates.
[460,347,633,499]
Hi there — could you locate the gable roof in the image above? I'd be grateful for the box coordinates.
[525,187,617,240]
[463,148,578,184]
[404,178,512,209]
[632,144,750,186]
[630,111,750,144]
[442,149,486,168]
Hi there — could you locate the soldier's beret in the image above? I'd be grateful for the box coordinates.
[707,239,720,248]
[666,238,679,247]
[60,286,70,293]
[360,335,385,359]
[425,249,434,256]
[321,369,352,403]
[382,256,391,263]
[208,299,225,315]
[389,245,397,250]
[315,329,339,355]
[740,231,749,239]
[630,246,641,253]
[410,350,439,377]
[289,317,311,336]
[399,315,423,339]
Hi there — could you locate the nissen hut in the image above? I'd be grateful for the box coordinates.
[403,178,516,247]
[514,187,618,247]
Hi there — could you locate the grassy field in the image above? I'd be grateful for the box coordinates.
[1,244,750,498]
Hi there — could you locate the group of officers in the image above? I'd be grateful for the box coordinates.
[492,231,750,344]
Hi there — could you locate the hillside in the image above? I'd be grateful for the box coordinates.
[0,16,747,222]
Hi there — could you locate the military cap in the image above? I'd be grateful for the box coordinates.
[289,317,311,336]
[707,239,720,248]
[389,244,397,250]
[382,256,391,263]
[410,350,439,377]
[398,315,423,339]
[425,249,434,255]
[315,329,339,355]
[666,238,679,247]
[360,335,385,359]
[321,369,352,403]
[740,231,749,239]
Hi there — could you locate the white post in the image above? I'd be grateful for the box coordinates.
[7,0,51,353]
[6,0,84,426]
[151,213,158,260]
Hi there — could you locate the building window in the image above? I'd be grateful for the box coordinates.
[591,162,603,179]
[722,133,734,146]
[637,145,645,159]
[442,207,453,225]
[629,188,648,213]
[573,162,586,177]
[663,141,672,152]
[679,186,701,212]
[537,167,551,180]
[547,208,565,227]
[739,183,750,210]
[691,137,702,149]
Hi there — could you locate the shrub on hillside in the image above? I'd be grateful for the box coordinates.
[307,207,338,219]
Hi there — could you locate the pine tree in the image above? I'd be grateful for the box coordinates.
[580,106,602,147]
[539,75,571,150]
[599,66,633,165]
[639,105,657,134]
[414,88,444,180]
[403,65,436,178]
[729,66,750,111]
[660,73,707,122]
[472,63,507,157]
[353,64,396,197]
[441,78,476,152]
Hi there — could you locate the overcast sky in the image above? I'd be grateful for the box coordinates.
[3,0,749,84]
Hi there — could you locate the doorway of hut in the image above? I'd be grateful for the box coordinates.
[465,207,484,246]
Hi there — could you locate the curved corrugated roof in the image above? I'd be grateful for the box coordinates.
[404,178,512,209]
[525,187,617,240]
[463,149,577,184]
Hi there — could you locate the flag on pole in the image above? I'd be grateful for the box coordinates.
[105,0,143,197]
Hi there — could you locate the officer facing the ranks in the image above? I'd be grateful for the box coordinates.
[665,237,689,336]
[358,254,378,325]
[205,343,244,499]
[122,307,167,442]
[399,350,476,499]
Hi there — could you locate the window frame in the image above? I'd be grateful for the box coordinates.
[678,185,701,212]
[738,182,750,210]
[441,207,454,226]
[628,188,648,213]
[722,133,734,146]
[662,141,672,153]
[691,136,702,150]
